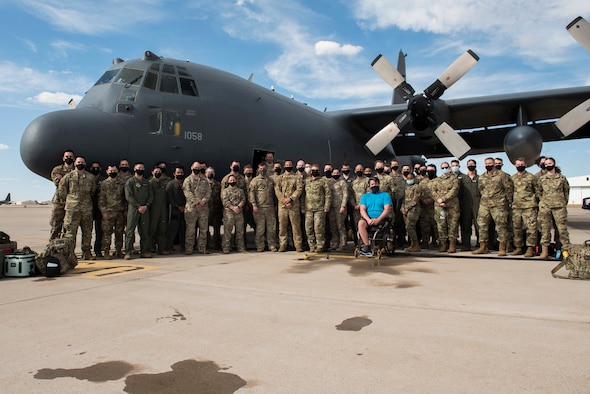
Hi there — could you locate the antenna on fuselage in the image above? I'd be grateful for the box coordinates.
[248,73,254,82]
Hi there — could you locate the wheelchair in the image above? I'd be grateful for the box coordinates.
[353,217,395,260]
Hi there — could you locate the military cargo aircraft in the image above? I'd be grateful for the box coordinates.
[20,30,590,180]
[0,193,12,205]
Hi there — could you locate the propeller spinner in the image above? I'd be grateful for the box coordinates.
[366,50,479,160]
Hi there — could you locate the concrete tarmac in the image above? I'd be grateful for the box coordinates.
[1,205,590,393]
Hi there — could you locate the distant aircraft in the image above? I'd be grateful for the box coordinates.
[20,46,590,180]
[0,193,12,205]
[555,16,590,139]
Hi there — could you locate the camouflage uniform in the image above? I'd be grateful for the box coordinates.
[380,173,401,244]
[221,186,246,253]
[431,173,460,246]
[538,172,570,249]
[58,170,97,254]
[98,176,126,256]
[149,177,168,253]
[351,175,369,233]
[418,177,438,247]
[402,183,423,243]
[477,169,514,244]
[274,171,304,251]
[49,163,73,240]
[124,176,153,255]
[302,177,332,252]
[183,175,211,253]
[249,175,278,251]
[511,171,538,249]
[165,179,186,252]
[328,177,349,250]
[207,178,222,250]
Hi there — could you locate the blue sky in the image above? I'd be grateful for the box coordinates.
[1,0,590,201]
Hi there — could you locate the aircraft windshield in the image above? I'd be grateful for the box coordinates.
[94,67,145,87]
[94,69,119,86]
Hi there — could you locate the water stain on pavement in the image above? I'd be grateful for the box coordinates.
[34,360,136,382]
[123,359,247,393]
[335,316,372,331]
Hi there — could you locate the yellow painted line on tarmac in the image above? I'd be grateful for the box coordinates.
[66,261,159,279]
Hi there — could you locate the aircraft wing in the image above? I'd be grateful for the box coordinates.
[337,86,590,158]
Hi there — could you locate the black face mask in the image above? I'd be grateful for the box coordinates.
[244,173,253,178]
[120,167,129,172]
[495,164,503,170]
[311,170,320,177]
[297,167,305,173]
[427,170,436,179]
[545,165,555,172]
[324,171,332,178]
[108,172,117,178]
[485,165,494,172]
[274,168,282,174]
[391,165,399,172]
[90,168,100,175]
[259,169,267,175]
[232,165,240,172]
[64,158,74,165]
[76,164,85,170]
[467,165,476,172]
[175,175,184,180]
[284,166,293,172]
[375,167,384,174]
[228,182,237,187]
[200,168,206,174]
[135,169,145,176]
[154,173,162,179]
[160,168,167,175]
[371,186,380,194]
[402,171,410,177]
[419,170,427,176]
[355,171,363,177]
[342,169,350,175]
[206,173,214,179]
[332,175,340,180]
[192,168,200,175]
[516,165,526,172]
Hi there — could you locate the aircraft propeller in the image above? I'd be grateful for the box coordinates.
[554,16,590,137]
[366,50,479,160]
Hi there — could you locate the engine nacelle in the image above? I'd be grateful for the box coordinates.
[503,125,542,167]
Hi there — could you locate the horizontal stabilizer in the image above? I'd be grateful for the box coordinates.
[433,122,470,160]
[554,98,590,137]
[567,16,590,53]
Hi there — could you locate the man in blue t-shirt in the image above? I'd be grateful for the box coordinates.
[358,177,392,256]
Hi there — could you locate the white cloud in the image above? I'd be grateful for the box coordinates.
[0,144,9,150]
[20,0,165,35]
[29,92,83,107]
[314,41,363,56]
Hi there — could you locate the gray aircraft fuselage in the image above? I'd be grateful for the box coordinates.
[20,51,402,180]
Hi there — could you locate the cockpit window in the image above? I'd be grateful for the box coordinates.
[144,71,158,91]
[162,64,176,74]
[180,78,198,96]
[94,69,119,86]
[160,75,179,94]
[114,68,145,86]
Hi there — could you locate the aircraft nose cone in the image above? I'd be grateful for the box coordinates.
[21,108,129,179]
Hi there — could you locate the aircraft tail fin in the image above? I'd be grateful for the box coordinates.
[3,193,10,202]
[392,50,407,105]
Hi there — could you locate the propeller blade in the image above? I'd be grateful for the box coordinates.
[371,54,415,101]
[424,50,479,100]
[433,122,471,160]
[365,112,411,155]
[554,98,590,137]
[567,16,590,53]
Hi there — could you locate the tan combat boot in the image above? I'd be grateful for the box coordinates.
[405,241,421,252]
[472,241,488,255]
[510,247,523,256]
[497,242,507,256]
[539,245,549,259]
[115,249,124,259]
[447,240,456,253]
[103,250,111,260]
[523,246,535,258]
[438,240,448,252]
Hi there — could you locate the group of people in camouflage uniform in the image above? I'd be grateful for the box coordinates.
[49,148,570,260]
